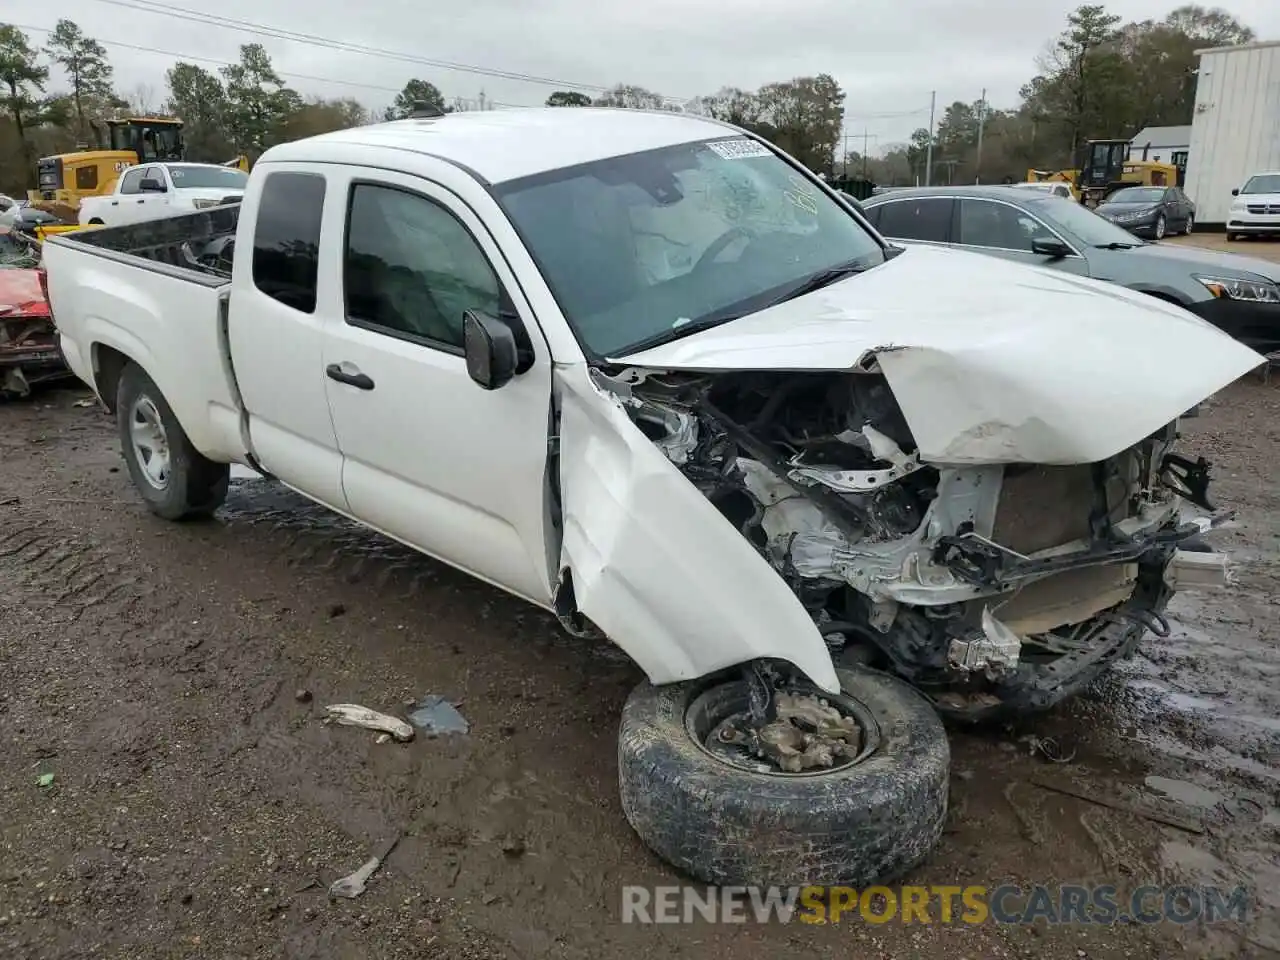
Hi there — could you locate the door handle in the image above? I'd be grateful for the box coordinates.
[326,363,375,391]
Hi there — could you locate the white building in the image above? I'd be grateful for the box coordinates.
[1129,124,1191,169]
[1185,40,1280,225]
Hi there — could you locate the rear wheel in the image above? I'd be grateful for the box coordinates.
[117,363,229,520]
[617,666,950,886]
[1184,214,1194,235]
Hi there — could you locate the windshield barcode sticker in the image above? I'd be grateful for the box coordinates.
[707,138,772,160]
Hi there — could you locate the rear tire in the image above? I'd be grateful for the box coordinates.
[617,666,949,887]
[1184,214,1194,235]
[116,363,229,520]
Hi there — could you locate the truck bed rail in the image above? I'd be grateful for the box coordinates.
[63,203,240,280]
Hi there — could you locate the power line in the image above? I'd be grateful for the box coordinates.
[15,22,408,97]
[80,0,623,94]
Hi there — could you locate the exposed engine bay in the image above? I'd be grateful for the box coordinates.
[598,365,1226,719]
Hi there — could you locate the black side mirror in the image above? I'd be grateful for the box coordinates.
[1231,188,1240,196]
[1031,237,1072,259]
[463,310,519,390]
[140,178,166,193]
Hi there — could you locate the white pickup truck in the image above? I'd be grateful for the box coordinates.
[44,108,1263,889]
[78,162,247,228]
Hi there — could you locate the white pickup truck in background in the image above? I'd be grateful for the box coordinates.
[42,108,1263,892]
[78,162,247,228]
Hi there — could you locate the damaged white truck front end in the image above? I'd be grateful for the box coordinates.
[555,247,1264,719]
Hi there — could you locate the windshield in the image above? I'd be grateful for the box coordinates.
[1106,187,1165,203]
[164,165,247,189]
[1024,196,1142,247]
[495,138,886,357]
[1242,174,1280,194]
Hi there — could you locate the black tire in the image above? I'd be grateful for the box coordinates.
[116,363,229,520]
[1184,214,1194,235]
[1154,213,1167,240]
[618,666,949,887]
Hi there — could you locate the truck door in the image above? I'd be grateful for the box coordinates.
[109,166,150,224]
[319,168,556,606]
[135,166,173,223]
[226,167,346,510]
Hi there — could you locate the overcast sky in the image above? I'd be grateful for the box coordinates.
[9,0,1278,149]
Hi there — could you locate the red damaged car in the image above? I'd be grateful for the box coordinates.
[0,254,67,397]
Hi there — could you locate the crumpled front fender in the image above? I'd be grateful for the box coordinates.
[555,365,840,693]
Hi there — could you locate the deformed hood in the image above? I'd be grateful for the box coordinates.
[611,244,1264,465]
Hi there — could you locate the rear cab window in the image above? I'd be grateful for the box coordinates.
[252,171,326,313]
[118,168,147,195]
[874,198,953,242]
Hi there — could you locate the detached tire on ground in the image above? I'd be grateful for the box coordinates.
[618,666,949,887]
[117,362,229,521]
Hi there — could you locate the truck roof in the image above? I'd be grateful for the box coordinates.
[257,107,738,186]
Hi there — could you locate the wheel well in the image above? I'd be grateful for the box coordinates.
[93,345,131,413]
[88,218,104,225]
[1136,289,1186,307]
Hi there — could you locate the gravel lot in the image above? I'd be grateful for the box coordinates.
[2,261,1278,957]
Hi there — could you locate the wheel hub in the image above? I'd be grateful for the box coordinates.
[687,680,878,776]
[129,395,171,489]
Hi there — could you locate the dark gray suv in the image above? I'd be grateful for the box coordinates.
[862,186,1280,353]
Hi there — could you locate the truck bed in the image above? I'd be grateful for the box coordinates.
[65,203,239,281]
[42,209,248,466]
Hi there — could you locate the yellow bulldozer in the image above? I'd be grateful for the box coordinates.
[27,117,186,222]
[1075,139,1179,207]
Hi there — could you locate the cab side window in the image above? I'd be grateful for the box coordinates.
[343,183,501,351]
[252,172,326,314]
[118,168,146,195]
[875,198,953,242]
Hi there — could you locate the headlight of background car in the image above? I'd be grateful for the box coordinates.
[1195,275,1280,303]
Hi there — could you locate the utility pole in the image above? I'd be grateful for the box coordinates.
[843,132,850,178]
[479,89,487,111]
[924,90,936,186]
[975,88,986,183]
[862,129,869,179]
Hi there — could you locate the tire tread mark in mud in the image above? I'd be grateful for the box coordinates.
[0,534,43,559]
[220,483,448,596]
[0,518,146,622]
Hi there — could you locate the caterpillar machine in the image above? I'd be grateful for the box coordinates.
[1027,139,1181,208]
[1075,138,1180,207]
[26,117,186,224]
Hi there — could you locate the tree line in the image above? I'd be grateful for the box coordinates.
[0,4,1259,194]
[862,3,1255,185]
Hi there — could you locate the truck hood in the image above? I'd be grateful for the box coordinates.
[611,244,1264,465]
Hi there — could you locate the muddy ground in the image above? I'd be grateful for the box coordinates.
[2,284,1279,959]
